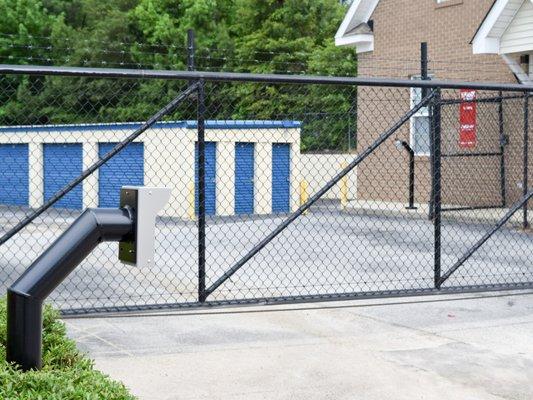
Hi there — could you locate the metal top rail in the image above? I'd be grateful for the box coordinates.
[1,64,533,92]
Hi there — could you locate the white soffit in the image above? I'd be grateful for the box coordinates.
[472,0,526,54]
[335,0,380,53]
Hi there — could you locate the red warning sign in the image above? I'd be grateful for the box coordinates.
[459,89,477,148]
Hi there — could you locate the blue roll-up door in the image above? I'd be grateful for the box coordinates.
[195,142,216,215]
[0,144,29,206]
[44,144,83,209]
[235,143,255,214]
[272,143,291,213]
[98,143,144,207]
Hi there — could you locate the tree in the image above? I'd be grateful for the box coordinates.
[221,0,358,151]
[0,0,358,150]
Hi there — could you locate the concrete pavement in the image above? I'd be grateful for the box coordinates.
[65,290,533,400]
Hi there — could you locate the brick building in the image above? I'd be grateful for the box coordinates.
[335,0,532,210]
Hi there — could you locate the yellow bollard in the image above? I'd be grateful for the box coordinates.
[188,182,196,221]
[340,162,348,210]
[300,180,309,215]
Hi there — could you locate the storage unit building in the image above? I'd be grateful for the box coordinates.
[0,121,301,217]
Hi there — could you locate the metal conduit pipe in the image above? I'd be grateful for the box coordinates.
[6,207,135,371]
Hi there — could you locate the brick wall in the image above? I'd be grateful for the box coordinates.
[355,0,532,211]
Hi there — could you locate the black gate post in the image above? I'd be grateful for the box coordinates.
[433,88,442,289]
[188,28,207,301]
[523,93,530,229]
[187,29,195,72]
[420,42,434,220]
[498,91,507,207]
[197,79,207,302]
[421,42,428,99]
[407,145,416,209]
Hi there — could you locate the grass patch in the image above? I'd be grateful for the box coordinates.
[0,298,135,399]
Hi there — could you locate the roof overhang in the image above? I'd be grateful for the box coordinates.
[472,0,533,54]
[335,0,380,53]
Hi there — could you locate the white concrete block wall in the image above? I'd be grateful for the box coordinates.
[216,141,235,216]
[144,127,193,218]
[255,142,272,214]
[0,123,301,218]
[28,143,43,209]
[300,153,358,201]
[83,142,99,209]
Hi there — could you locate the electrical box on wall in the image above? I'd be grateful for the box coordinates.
[119,186,171,267]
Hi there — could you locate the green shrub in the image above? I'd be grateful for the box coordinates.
[0,298,135,400]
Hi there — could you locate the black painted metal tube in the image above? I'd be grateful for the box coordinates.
[7,208,134,371]
[1,64,533,92]
[441,152,502,158]
[398,141,416,209]
[197,80,207,303]
[432,89,442,289]
[523,94,529,229]
[440,94,525,106]
[421,42,428,99]
[498,91,507,207]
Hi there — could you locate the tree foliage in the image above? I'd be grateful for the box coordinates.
[0,0,357,151]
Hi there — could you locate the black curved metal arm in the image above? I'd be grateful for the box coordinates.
[6,208,135,371]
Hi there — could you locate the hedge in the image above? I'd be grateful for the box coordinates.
[0,298,135,400]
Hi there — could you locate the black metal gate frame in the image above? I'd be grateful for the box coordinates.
[438,93,526,213]
[0,64,531,315]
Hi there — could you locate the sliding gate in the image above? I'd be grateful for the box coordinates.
[0,65,531,314]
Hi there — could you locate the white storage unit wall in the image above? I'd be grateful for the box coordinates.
[0,120,301,217]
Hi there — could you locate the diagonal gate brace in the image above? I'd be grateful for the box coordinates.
[0,82,199,247]
[438,188,533,287]
[203,89,437,299]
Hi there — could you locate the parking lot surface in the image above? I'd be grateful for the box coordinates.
[1,205,531,312]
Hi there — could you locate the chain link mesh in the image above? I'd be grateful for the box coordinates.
[0,70,531,314]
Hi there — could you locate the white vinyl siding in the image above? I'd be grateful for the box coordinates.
[487,0,524,38]
[500,0,533,54]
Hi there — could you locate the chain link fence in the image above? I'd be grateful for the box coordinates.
[0,66,531,314]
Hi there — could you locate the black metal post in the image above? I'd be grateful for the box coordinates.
[187,29,195,71]
[421,42,434,220]
[197,79,207,302]
[7,208,134,370]
[421,42,428,99]
[396,140,417,209]
[523,93,530,229]
[407,145,416,210]
[498,91,507,207]
[433,88,442,289]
